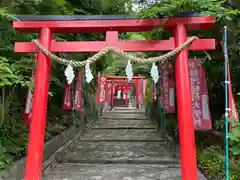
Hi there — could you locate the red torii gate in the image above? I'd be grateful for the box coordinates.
[105,76,144,108]
[114,84,133,105]
[13,15,216,180]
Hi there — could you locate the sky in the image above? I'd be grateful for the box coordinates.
[132,0,162,11]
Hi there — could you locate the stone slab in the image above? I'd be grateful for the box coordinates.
[105,109,145,114]
[42,163,207,180]
[92,119,155,129]
[57,141,172,162]
[81,129,163,141]
[73,141,169,152]
[111,107,140,110]
[101,113,147,120]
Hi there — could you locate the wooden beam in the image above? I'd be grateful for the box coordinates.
[14,38,215,53]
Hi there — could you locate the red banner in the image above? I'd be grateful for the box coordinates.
[160,61,175,113]
[100,76,106,104]
[221,42,239,129]
[23,54,37,124]
[139,79,146,105]
[189,58,212,130]
[151,84,157,102]
[75,71,82,112]
[63,83,73,110]
[97,73,106,104]
[227,56,239,128]
[105,82,112,106]
[135,79,140,105]
[97,73,101,104]
[24,88,33,124]
[142,79,147,105]
[111,84,116,106]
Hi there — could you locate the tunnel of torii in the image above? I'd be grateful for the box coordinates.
[13,14,216,180]
[105,76,145,108]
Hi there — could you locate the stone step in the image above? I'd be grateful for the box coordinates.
[102,111,148,119]
[73,141,170,153]
[92,119,155,129]
[81,129,163,141]
[55,158,179,165]
[43,164,207,180]
[55,141,173,163]
[111,107,140,110]
[104,112,145,115]
[105,110,145,114]
[78,140,165,142]
[101,114,148,120]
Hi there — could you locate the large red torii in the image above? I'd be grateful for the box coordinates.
[13,14,216,180]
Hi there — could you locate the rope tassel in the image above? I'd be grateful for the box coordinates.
[64,64,75,84]
[85,60,93,83]
[125,60,133,82]
[150,63,159,84]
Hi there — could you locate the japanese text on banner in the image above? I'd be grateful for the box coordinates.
[189,60,201,128]
[159,61,175,113]
[189,59,212,130]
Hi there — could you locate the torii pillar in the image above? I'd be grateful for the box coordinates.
[174,24,197,179]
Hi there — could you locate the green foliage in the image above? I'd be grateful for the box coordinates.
[138,0,240,20]
[103,32,151,76]
[145,79,151,106]
[229,125,240,157]
[0,8,18,21]
[0,57,18,87]
[0,56,34,88]
[216,105,240,157]
[0,102,72,170]
[198,146,240,180]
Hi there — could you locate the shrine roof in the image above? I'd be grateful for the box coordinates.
[15,12,204,21]
[13,13,216,33]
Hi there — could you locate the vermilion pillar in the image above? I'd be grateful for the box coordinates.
[25,28,52,180]
[135,80,139,108]
[125,89,129,105]
[111,84,115,108]
[174,24,198,180]
[97,72,101,104]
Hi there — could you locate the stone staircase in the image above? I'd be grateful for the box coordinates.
[42,107,206,180]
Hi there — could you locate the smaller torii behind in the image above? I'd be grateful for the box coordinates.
[114,84,132,106]
[103,76,146,109]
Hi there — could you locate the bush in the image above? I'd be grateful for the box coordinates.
[229,125,240,158]
[198,146,240,180]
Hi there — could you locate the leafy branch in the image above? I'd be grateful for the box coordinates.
[138,0,240,20]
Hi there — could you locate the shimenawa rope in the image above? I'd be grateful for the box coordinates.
[32,36,198,67]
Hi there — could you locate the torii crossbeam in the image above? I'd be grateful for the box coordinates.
[13,14,216,180]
